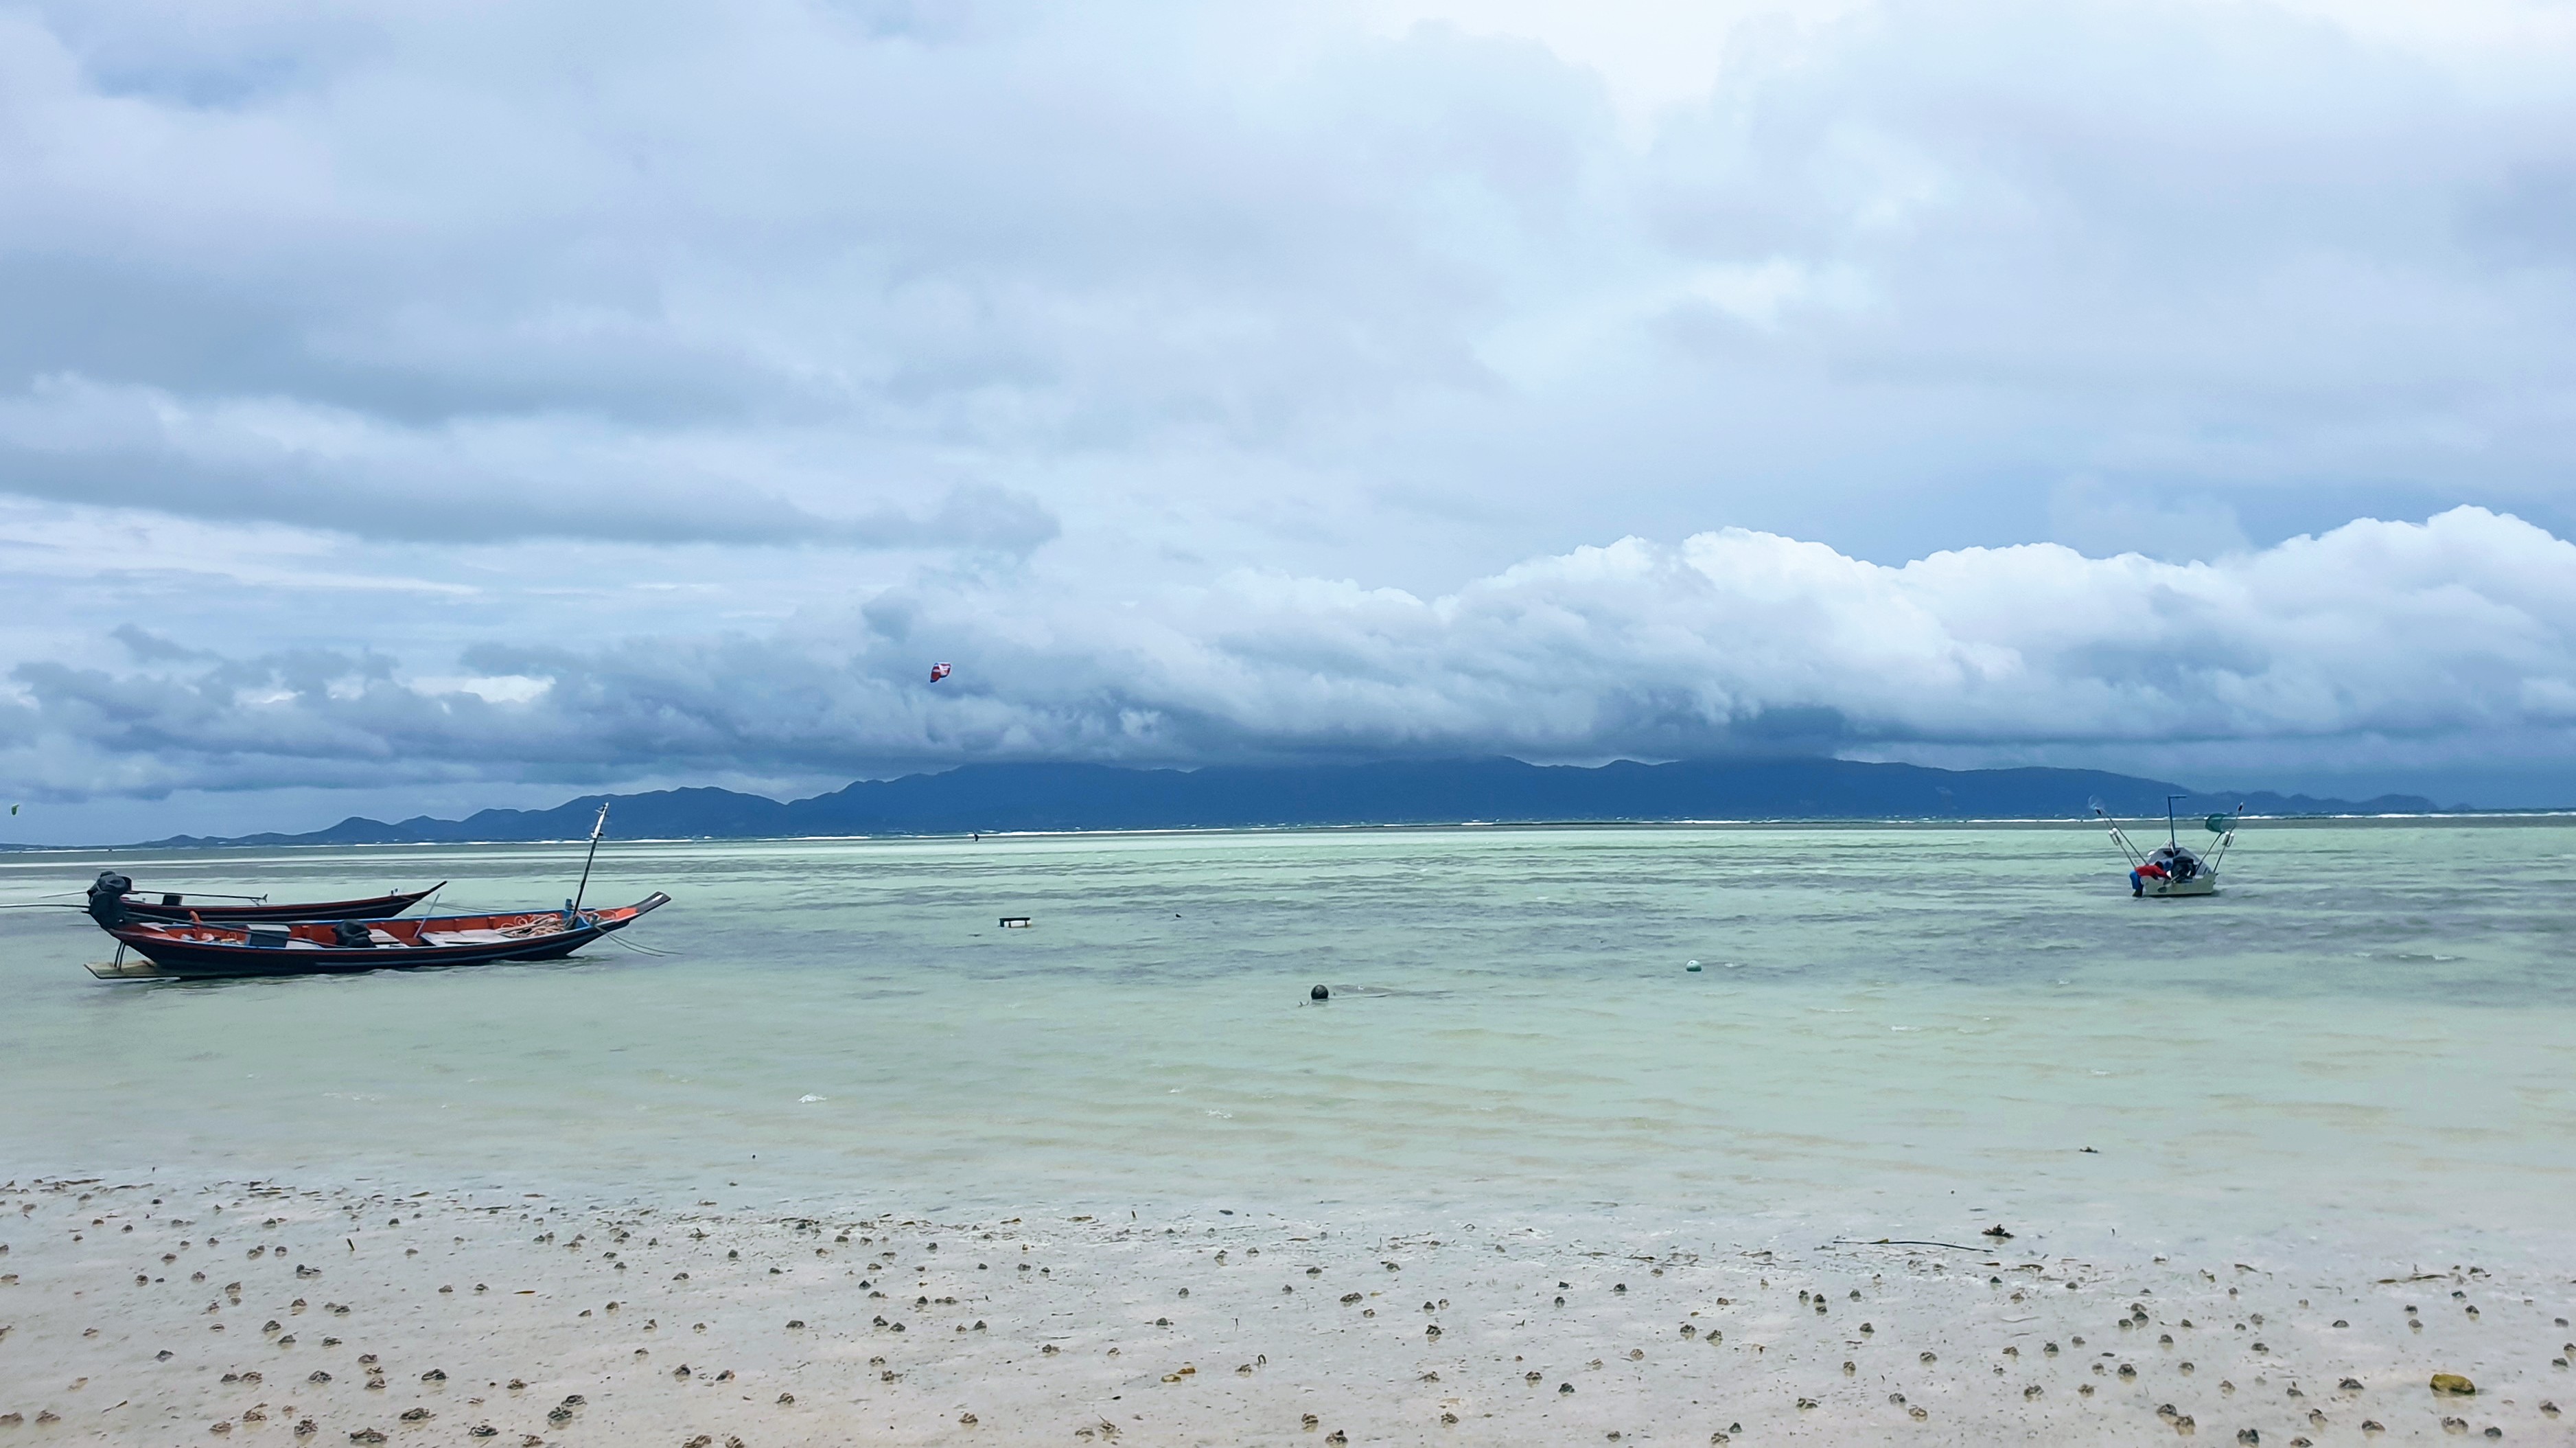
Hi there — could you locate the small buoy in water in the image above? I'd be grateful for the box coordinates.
[1310,985,1330,1002]
[1685,960,1702,972]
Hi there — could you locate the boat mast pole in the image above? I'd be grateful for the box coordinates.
[2207,803,2244,870]
[572,801,611,915]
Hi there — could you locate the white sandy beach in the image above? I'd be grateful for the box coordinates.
[4,1175,2570,1447]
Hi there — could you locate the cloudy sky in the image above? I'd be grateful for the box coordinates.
[5,0,2575,840]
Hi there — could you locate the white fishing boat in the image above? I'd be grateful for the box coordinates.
[2097,795,2241,898]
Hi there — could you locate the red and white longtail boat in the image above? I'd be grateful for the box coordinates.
[95,895,670,978]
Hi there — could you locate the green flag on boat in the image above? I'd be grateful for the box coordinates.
[2205,814,2231,834]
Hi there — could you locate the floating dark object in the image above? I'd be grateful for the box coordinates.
[90,895,671,979]
[84,871,445,927]
[1982,1224,2014,1239]
[1310,985,1330,1001]
[999,917,1033,928]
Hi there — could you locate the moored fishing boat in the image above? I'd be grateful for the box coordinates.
[2097,796,2241,898]
[84,872,445,925]
[93,895,671,978]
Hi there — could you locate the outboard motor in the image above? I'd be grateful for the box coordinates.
[332,920,375,949]
[85,871,133,928]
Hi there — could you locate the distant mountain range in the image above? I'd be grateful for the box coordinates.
[128,757,2453,847]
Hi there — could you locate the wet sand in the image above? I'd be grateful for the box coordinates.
[3,1177,2569,1446]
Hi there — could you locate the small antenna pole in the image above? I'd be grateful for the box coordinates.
[2095,803,2143,869]
[572,801,611,914]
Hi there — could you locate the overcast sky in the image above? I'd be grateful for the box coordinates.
[5,0,2575,841]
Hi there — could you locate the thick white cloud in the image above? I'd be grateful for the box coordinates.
[2,0,2575,834]
[8,507,2573,831]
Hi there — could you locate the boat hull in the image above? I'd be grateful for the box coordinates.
[2136,873,2217,897]
[102,894,669,979]
[114,885,445,924]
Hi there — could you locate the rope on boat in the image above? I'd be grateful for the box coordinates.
[601,931,679,958]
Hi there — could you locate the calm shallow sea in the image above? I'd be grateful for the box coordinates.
[4,820,2572,1272]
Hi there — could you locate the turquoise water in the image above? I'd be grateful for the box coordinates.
[3,821,2571,1267]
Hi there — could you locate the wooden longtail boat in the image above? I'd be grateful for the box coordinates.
[95,895,671,979]
[86,871,446,925]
